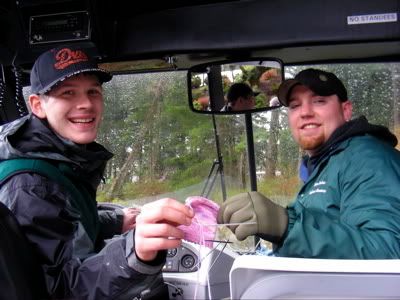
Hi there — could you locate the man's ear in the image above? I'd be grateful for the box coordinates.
[28,94,46,119]
[342,100,353,121]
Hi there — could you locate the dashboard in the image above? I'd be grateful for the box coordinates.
[163,240,237,300]
[164,243,199,273]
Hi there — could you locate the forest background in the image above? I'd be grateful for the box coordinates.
[96,63,400,207]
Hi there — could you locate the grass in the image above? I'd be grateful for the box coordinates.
[257,175,301,207]
[97,174,302,209]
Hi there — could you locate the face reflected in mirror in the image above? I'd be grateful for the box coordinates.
[221,82,257,112]
[189,60,283,114]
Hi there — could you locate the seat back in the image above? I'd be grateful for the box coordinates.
[0,202,46,300]
[230,255,400,299]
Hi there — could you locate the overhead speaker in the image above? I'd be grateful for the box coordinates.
[29,11,90,45]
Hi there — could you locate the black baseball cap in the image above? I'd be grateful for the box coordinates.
[227,82,260,103]
[277,68,348,106]
[30,44,112,94]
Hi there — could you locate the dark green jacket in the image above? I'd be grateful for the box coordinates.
[276,117,400,258]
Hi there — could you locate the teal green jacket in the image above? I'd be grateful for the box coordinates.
[276,135,400,258]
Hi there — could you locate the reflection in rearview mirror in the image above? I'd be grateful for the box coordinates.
[188,59,283,114]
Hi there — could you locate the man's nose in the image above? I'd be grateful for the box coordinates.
[76,93,93,108]
[300,101,314,116]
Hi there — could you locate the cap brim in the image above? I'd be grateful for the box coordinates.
[38,68,112,94]
[277,79,301,106]
[253,91,260,97]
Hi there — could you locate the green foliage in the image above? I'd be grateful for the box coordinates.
[255,93,267,108]
[122,181,170,199]
[191,76,201,88]
[193,100,202,110]
[166,154,213,188]
[96,191,110,202]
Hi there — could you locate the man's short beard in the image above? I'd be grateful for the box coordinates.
[298,135,325,152]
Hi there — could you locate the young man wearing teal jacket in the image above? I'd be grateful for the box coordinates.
[0,44,193,299]
[218,68,400,259]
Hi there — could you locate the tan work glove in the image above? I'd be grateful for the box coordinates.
[217,191,288,243]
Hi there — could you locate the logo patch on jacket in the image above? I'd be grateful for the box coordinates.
[309,181,327,194]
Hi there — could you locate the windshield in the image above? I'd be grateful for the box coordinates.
[91,62,400,252]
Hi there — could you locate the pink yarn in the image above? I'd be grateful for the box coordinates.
[179,196,220,248]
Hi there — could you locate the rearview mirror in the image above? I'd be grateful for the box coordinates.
[187,59,283,114]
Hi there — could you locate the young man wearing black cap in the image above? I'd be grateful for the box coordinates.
[0,45,193,299]
[221,82,259,111]
[218,68,400,259]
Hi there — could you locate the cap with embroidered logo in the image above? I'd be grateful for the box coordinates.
[30,44,112,95]
[277,68,348,107]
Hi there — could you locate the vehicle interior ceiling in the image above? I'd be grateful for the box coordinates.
[1,0,399,81]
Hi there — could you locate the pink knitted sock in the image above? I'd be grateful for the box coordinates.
[179,196,220,248]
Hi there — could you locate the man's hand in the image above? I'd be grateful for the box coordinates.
[217,191,288,243]
[134,198,194,261]
[122,207,141,233]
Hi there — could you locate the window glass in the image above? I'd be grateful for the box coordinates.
[93,62,400,252]
[249,62,400,250]
[97,72,217,205]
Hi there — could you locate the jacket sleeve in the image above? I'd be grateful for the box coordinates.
[275,142,400,259]
[0,173,166,300]
[97,203,124,240]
